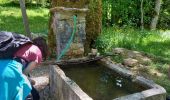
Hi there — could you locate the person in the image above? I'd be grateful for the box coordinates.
[0,36,48,100]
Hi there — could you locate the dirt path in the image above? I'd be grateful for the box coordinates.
[30,63,51,100]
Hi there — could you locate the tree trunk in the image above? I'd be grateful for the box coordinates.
[19,0,32,39]
[140,0,144,30]
[150,0,161,30]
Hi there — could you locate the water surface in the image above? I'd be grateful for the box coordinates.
[61,62,147,100]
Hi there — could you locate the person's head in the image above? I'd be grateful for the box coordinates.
[32,37,48,60]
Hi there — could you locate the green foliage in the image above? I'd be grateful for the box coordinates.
[111,54,124,63]
[52,0,88,8]
[158,0,170,29]
[102,0,170,29]
[9,0,50,7]
[84,0,102,53]
[0,1,49,34]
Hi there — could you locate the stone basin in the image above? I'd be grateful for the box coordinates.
[49,58,166,100]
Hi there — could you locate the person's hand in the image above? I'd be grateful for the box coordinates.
[28,78,36,85]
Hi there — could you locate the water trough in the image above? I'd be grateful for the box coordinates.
[49,57,166,100]
[48,5,166,100]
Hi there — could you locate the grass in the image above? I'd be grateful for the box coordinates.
[0,1,49,35]
[96,26,170,95]
[96,26,170,59]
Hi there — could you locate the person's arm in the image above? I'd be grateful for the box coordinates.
[23,61,37,75]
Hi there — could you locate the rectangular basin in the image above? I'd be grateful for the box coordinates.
[49,58,166,100]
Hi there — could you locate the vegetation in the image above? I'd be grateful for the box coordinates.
[52,0,88,8]
[96,27,170,59]
[102,0,170,30]
[0,0,49,35]
[85,0,102,54]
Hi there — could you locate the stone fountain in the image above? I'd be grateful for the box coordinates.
[36,3,167,100]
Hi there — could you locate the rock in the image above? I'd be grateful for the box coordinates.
[123,58,138,67]
[113,48,125,55]
[32,75,49,92]
[140,57,152,65]
[91,48,98,55]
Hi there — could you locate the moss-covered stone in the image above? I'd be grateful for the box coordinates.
[48,13,56,58]
[48,0,102,57]
[52,0,89,8]
[85,0,102,54]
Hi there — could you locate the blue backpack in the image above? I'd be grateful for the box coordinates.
[0,31,32,59]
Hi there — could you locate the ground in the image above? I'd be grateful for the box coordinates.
[30,63,50,99]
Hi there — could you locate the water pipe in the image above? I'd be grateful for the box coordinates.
[57,15,77,61]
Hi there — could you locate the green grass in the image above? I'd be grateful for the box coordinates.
[0,1,49,35]
[96,26,170,59]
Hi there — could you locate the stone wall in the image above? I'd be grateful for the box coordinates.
[49,65,93,100]
[51,7,88,60]
[49,59,166,100]
[100,58,167,100]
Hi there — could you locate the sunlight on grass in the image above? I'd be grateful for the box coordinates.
[0,4,49,34]
[27,8,49,17]
[160,30,170,39]
[0,7,48,17]
[96,27,170,59]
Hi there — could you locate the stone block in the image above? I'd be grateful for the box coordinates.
[49,65,93,100]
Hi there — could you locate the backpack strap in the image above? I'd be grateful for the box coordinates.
[13,57,29,70]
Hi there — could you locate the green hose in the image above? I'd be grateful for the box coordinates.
[57,15,77,61]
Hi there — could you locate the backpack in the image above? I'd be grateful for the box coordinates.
[0,31,32,59]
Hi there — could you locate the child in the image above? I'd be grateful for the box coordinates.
[0,36,48,100]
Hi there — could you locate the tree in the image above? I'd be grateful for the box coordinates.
[19,0,32,39]
[150,0,161,30]
[140,0,144,30]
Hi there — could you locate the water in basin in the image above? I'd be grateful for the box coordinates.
[61,62,148,100]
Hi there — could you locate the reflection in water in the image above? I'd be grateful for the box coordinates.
[61,62,147,100]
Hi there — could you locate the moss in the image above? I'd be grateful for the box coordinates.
[52,0,89,8]
[48,13,56,58]
[85,0,102,54]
